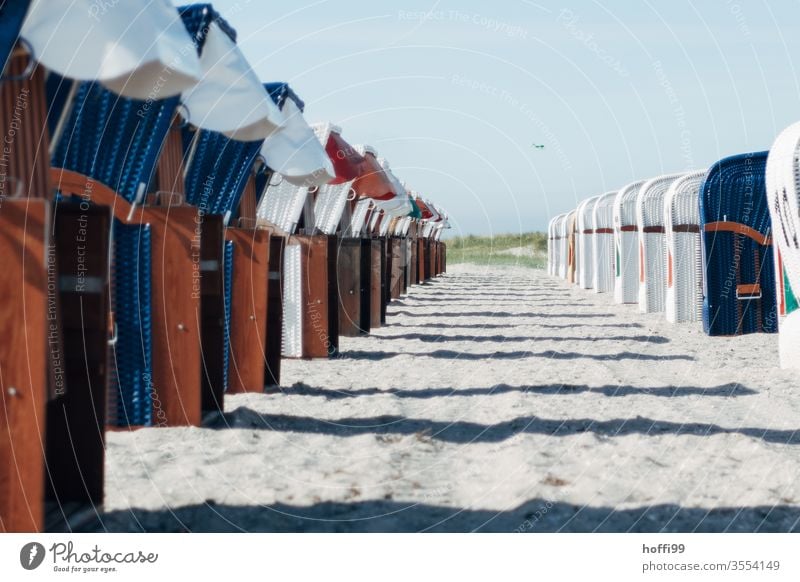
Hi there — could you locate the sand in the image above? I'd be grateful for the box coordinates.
[95,264,800,532]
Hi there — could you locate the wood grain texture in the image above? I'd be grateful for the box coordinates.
[226,227,269,394]
[51,170,203,426]
[0,199,49,532]
[0,52,51,200]
[293,235,332,358]
[370,240,382,329]
[337,239,361,337]
[200,215,225,414]
[154,121,186,197]
[265,235,285,386]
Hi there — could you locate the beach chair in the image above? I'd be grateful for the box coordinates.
[664,170,707,323]
[259,123,364,358]
[592,192,617,293]
[49,3,281,425]
[577,196,600,289]
[563,211,576,282]
[1,0,203,532]
[765,122,800,367]
[613,180,646,303]
[636,173,686,313]
[699,152,777,335]
[221,81,331,393]
[549,214,566,277]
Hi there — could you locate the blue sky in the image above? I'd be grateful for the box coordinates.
[195,0,800,236]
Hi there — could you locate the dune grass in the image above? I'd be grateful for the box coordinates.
[444,232,547,268]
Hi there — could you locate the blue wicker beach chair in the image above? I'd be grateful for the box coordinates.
[0,1,30,70]
[48,4,233,427]
[699,151,777,336]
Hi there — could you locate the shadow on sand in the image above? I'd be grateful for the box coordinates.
[205,409,797,446]
[268,382,757,400]
[337,349,693,361]
[373,332,669,344]
[87,498,800,533]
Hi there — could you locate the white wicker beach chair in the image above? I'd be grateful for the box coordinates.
[565,210,577,283]
[577,196,600,289]
[664,170,707,323]
[556,214,569,279]
[592,192,617,293]
[765,121,800,369]
[636,173,686,313]
[314,181,353,235]
[548,215,563,276]
[613,180,646,303]
[257,174,308,233]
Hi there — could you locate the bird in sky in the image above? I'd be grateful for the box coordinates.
[531,143,545,149]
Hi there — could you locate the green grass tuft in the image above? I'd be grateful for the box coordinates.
[443,232,547,269]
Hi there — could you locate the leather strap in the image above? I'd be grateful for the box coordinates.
[704,221,771,246]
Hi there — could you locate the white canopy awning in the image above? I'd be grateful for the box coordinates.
[21,0,201,99]
[260,99,335,186]
[376,158,412,217]
[180,21,284,141]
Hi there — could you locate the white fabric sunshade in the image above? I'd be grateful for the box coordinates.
[180,22,284,141]
[21,0,201,99]
[260,99,335,186]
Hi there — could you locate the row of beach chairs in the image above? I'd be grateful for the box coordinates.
[0,1,448,532]
[547,133,800,370]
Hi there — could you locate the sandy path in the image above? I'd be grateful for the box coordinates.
[96,264,800,532]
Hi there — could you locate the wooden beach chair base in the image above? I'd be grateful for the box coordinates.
[389,238,402,299]
[0,199,50,532]
[200,215,227,414]
[337,238,363,337]
[46,203,110,529]
[225,227,270,394]
[370,239,383,329]
[53,170,202,427]
[265,234,285,386]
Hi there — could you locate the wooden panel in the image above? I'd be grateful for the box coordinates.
[50,170,202,425]
[326,236,339,354]
[424,239,433,281]
[226,227,269,394]
[337,239,361,337]
[0,52,50,200]
[359,238,372,333]
[154,120,185,197]
[383,237,392,311]
[294,235,332,358]
[237,174,258,223]
[265,235,284,387]
[46,204,109,511]
[417,238,425,283]
[399,238,408,295]
[200,215,225,414]
[409,236,418,285]
[370,240,382,329]
[0,200,49,532]
[137,204,202,426]
[390,239,403,299]
[442,242,446,273]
